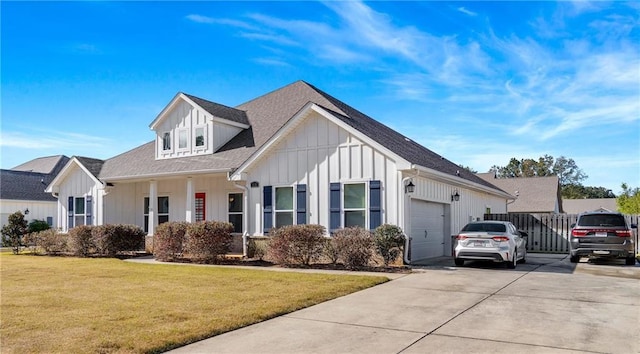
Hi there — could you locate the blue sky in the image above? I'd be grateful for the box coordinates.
[2,1,639,193]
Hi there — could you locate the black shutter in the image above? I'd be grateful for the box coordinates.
[68,196,74,228]
[296,184,307,225]
[329,183,341,233]
[263,186,272,234]
[86,196,93,226]
[369,180,381,230]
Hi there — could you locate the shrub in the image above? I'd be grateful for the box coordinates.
[35,229,68,254]
[333,227,374,269]
[184,221,234,263]
[268,224,326,266]
[28,219,50,233]
[247,237,269,260]
[323,237,340,265]
[153,222,189,261]
[1,211,28,254]
[68,225,95,257]
[373,224,406,266]
[92,224,145,256]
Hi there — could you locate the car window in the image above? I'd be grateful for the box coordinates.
[578,214,626,227]
[462,223,506,232]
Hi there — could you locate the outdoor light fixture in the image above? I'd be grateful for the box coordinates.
[405,180,415,194]
[451,190,460,202]
[250,181,260,188]
[24,208,30,215]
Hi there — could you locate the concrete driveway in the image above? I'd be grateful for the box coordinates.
[169,254,640,354]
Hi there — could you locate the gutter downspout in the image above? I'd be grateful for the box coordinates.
[233,182,250,258]
[400,168,419,265]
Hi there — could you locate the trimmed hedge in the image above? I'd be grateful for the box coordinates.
[373,224,405,266]
[92,224,145,256]
[154,222,189,261]
[246,237,269,260]
[68,225,95,257]
[268,224,326,266]
[332,227,374,269]
[33,229,68,254]
[183,221,234,263]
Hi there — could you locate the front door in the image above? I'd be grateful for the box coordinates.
[195,193,206,222]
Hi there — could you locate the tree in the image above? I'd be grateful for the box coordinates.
[492,155,587,186]
[1,211,28,254]
[28,219,50,233]
[562,184,616,199]
[458,164,477,173]
[617,183,640,214]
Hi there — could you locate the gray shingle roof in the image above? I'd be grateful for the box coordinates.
[74,156,105,180]
[477,173,562,213]
[97,80,504,193]
[183,93,249,126]
[562,198,618,214]
[1,156,69,201]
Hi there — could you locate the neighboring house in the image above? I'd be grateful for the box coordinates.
[1,155,69,229]
[477,173,563,214]
[46,81,512,262]
[562,198,618,214]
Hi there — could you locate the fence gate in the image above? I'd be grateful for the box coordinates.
[484,213,640,254]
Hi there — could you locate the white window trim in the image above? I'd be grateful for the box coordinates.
[194,125,207,151]
[73,196,86,227]
[177,128,189,151]
[274,185,295,228]
[342,181,369,229]
[144,195,170,232]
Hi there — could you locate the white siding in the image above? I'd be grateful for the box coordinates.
[154,99,243,160]
[0,200,57,229]
[245,111,398,235]
[57,165,102,232]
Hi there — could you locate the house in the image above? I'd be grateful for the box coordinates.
[46,81,512,262]
[477,173,563,214]
[1,155,69,229]
[562,198,618,214]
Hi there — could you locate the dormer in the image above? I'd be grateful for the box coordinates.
[149,93,250,160]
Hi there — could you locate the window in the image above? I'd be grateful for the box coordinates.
[343,183,366,228]
[485,207,491,215]
[195,193,206,222]
[228,193,243,233]
[162,132,171,151]
[144,196,169,233]
[195,126,205,147]
[178,129,188,149]
[275,187,294,227]
[74,197,86,227]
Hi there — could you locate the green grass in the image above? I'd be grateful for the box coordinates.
[0,254,387,353]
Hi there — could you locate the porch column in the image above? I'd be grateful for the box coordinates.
[148,180,157,236]
[186,177,194,222]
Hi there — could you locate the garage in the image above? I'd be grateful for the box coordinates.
[410,199,446,261]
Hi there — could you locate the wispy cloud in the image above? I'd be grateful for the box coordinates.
[457,7,477,16]
[0,130,111,150]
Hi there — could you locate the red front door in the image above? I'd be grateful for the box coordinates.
[195,193,206,222]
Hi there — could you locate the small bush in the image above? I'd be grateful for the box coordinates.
[268,224,326,266]
[247,237,269,260]
[92,224,145,256]
[373,224,405,266]
[68,225,95,257]
[333,227,374,269]
[184,221,234,263]
[323,237,340,265]
[1,211,28,254]
[35,229,68,254]
[154,222,189,261]
[28,219,50,234]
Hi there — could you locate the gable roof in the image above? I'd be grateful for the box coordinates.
[45,156,105,193]
[182,93,250,126]
[477,173,562,213]
[95,80,502,193]
[1,155,69,201]
[562,198,618,214]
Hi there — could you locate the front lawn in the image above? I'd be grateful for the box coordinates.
[0,254,387,353]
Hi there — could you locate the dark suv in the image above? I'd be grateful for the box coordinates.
[569,212,637,265]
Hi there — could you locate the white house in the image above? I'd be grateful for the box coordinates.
[1,155,69,230]
[46,81,512,262]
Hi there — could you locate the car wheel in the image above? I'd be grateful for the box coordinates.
[520,248,527,264]
[569,255,580,263]
[625,256,637,266]
[507,250,517,269]
[454,258,464,266]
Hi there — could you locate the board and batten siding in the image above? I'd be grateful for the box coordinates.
[244,111,398,235]
[57,165,102,232]
[103,174,242,231]
[0,200,57,229]
[154,99,242,159]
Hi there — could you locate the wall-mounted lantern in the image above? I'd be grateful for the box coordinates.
[405,180,415,194]
[451,190,460,202]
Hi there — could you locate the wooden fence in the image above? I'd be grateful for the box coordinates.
[484,213,640,254]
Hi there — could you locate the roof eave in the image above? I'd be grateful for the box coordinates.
[409,164,515,199]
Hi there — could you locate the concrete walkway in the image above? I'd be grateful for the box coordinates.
[162,254,639,354]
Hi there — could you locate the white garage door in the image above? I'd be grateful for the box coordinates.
[410,200,445,261]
